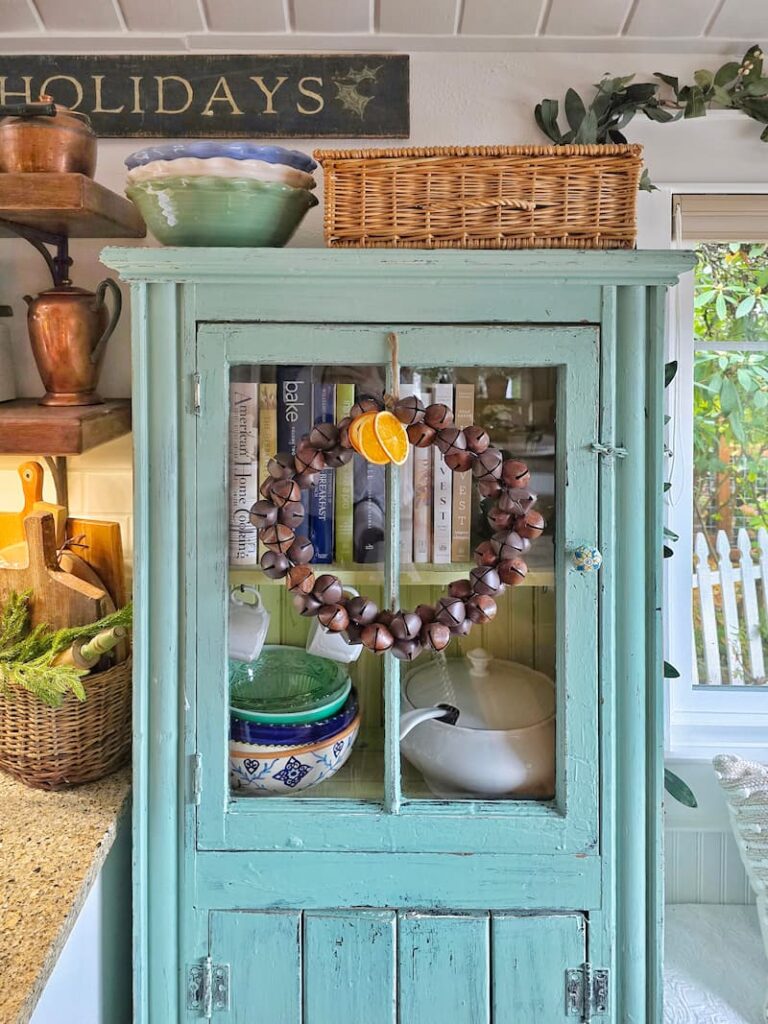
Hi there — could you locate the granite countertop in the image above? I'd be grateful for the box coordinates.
[0,767,131,1024]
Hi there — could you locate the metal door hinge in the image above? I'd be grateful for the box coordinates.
[566,963,609,1021]
[187,957,230,1017]
[191,752,202,805]
[193,372,202,415]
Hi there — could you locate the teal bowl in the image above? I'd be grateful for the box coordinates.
[125,175,318,247]
[229,646,352,725]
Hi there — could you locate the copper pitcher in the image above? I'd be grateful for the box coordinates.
[25,278,122,407]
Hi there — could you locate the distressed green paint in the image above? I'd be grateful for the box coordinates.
[210,912,301,1021]
[492,913,586,1021]
[100,248,696,1024]
[304,911,396,1023]
[399,913,490,1024]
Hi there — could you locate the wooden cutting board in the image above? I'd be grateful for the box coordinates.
[0,511,109,628]
[64,518,126,608]
[0,461,66,553]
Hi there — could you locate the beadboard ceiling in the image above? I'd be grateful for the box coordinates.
[0,0,764,53]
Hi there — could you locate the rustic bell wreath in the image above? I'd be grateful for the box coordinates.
[249,339,545,662]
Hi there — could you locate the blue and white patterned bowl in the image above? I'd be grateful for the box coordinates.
[229,711,361,795]
[230,687,359,746]
[125,141,316,172]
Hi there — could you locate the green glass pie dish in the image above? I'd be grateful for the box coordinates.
[125,175,318,247]
[229,646,352,724]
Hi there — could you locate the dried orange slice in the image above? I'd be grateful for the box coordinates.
[374,411,409,466]
[347,414,366,455]
[357,411,390,465]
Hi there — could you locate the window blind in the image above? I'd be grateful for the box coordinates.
[674,195,768,241]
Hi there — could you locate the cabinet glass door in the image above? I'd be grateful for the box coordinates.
[195,325,599,853]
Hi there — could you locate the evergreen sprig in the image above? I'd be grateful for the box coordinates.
[0,592,132,707]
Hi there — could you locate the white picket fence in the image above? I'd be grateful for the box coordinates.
[693,527,768,685]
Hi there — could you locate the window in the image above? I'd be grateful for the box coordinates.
[666,197,768,757]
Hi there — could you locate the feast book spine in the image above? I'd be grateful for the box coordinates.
[451,382,475,562]
[309,380,336,563]
[228,371,260,567]
[277,365,312,520]
[257,382,277,561]
[412,387,432,564]
[431,382,453,564]
[334,382,356,565]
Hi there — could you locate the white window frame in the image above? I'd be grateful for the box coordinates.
[662,185,768,760]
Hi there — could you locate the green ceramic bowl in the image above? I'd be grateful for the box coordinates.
[126,175,318,247]
[229,646,352,725]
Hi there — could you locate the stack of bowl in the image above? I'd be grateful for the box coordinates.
[229,646,360,795]
[124,141,318,247]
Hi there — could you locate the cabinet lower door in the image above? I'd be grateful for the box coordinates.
[209,909,586,1023]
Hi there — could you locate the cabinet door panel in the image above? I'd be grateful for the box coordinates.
[492,913,586,1022]
[209,910,301,1022]
[398,913,490,1024]
[304,910,396,1024]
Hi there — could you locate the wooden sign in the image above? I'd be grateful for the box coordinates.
[0,55,410,138]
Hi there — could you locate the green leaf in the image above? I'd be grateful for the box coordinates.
[534,99,561,143]
[737,367,756,390]
[654,72,680,95]
[694,289,718,307]
[714,61,741,87]
[664,661,681,678]
[684,86,707,118]
[574,107,599,144]
[639,167,657,192]
[664,769,698,808]
[608,128,628,143]
[720,377,739,414]
[694,69,715,90]
[644,105,676,123]
[625,82,658,102]
[736,294,757,317]
[747,78,768,96]
[754,389,768,409]
[665,360,679,386]
[564,88,587,131]
[762,124,768,142]
[716,292,727,319]
[712,85,734,108]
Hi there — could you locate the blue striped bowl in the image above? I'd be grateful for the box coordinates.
[125,141,316,173]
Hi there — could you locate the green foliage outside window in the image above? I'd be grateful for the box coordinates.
[693,244,768,537]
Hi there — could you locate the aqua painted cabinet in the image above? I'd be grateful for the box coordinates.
[102,248,694,1024]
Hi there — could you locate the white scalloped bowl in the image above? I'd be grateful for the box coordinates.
[126,156,316,190]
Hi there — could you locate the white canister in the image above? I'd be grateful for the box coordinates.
[0,306,16,402]
[228,585,270,663]
[306,586,363,664]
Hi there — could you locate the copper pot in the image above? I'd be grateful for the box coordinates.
[0,97,96,176]
[25,278,122,407]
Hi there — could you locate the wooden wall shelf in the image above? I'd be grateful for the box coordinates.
[0,399,131,456]
[0,174,145,240]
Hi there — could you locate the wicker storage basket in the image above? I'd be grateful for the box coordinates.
[315,144,643,250]
[0,656,131,790]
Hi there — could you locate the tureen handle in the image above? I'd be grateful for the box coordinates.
[399,704,459,741]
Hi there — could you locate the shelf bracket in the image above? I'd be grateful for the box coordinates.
[0,217,72,287]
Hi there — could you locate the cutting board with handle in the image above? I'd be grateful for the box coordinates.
[0,461,66,557]
[0,511,109,628]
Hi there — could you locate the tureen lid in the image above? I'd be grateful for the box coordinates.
[404,649,554,731]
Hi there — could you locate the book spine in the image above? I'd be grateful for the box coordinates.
[228,375,259,566]
[398,382,418,565]
[353,387,385,563]
[309,381,335,563]
[412,387,432,564]
[432,382,453,564]
[277,365,312,518]
[452,383,475,562]
[334,383,356,564]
